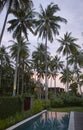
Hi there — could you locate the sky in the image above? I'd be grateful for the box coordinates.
[0,0,83,89]
[0,0,83,54]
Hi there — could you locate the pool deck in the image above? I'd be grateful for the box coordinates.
[68,112,83,130]
[74,112,83,130]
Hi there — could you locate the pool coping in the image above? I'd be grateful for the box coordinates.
[68,111,83,130]
[68,112,75,130]
[6,110,47,130]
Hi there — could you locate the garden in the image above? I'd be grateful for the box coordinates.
[0,0,83,129]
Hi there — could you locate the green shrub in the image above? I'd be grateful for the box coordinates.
[31,99,50,114]
[0,96,22,119]
[0,110,33,130]
[40,99,50,109]
[31,100,43,114]
[59,93,83,107]
[51,98,64,108]
[0,98,49,130]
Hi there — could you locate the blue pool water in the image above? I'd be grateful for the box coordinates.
[14,111,69,130]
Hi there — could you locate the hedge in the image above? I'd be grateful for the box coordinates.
[50,94,83,108]
[0,96,22,119]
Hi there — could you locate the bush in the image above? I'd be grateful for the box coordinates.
[32,100,43,113]
[31,100,44,114]
[51,98,64,108]
[0,98,49,129]
[0,96,22,119]
[59,93,83,107]
[50,93,83,108]
[31,99,50,114]
[40,99,50,109]
[0,110,33,130]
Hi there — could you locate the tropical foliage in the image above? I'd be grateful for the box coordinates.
[0,2,83,130]
[0,1,83,98]
[0,0,33,44]
[57,32,80,92]
[35,3,67,100]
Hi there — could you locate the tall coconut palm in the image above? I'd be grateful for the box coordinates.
[32,43,51,98]
[7,7,35,40]
[68,50,83,95]
[32,43,46,73]
[0,45,10,88]
[68,51,81,80]
[18,38,30,94]
[49,55,64,94]
[59,68,73,91]
[9,37,29,95]
[57,32,80,92]
[32,43,50,83]
[35,3,67,100]
[7,6,35,96]
[0,0,33,44]
[47,56,55,88]
[79,74,83,96]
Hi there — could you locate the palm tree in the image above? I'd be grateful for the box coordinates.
[7,7,35,40]
[79,74,83,96]
[0,46,10,87]
[49,55,64,94]
[32,43,50,95]
[57,32,80,92]
[69,82,78,95]
[35,3,67,100]
[0,0,33,44]
[59,68,72,91]
[18,38,30,94]
[32,43,46,73]
[7,6,35,96]
[68,51,80,71]
[47,56,55,88]
[68,50,83,92]
[9,37,29,95]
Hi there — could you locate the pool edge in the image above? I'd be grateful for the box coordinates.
[6,110,47,130]
[68,111,75,130]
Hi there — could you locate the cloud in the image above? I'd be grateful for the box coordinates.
[1,0,83,50]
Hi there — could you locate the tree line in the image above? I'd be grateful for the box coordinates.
[0,0,83,99]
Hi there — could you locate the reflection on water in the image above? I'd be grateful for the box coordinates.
[24,112,69,130]
[42,111,68,119]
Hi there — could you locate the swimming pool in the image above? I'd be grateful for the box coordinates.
[7,111,69,130]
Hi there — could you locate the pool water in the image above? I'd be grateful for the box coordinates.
[14,111,69,130]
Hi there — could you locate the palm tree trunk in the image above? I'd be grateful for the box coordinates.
[0,60,2,88]
[54,76,57,96]
[13,47,20,96]
[66,51,69,92]
[39,87,41,99]
[0,68,1,88]
[17,66,19,95]
[79,85,82,96]
[39,77,42,99]
[45,34,48,101]
[50,76,52,87]
[77,72,82,96]
[21,59,24,95]
[0,0,11,45]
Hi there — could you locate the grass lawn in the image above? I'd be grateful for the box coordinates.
[49,107,83,112]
